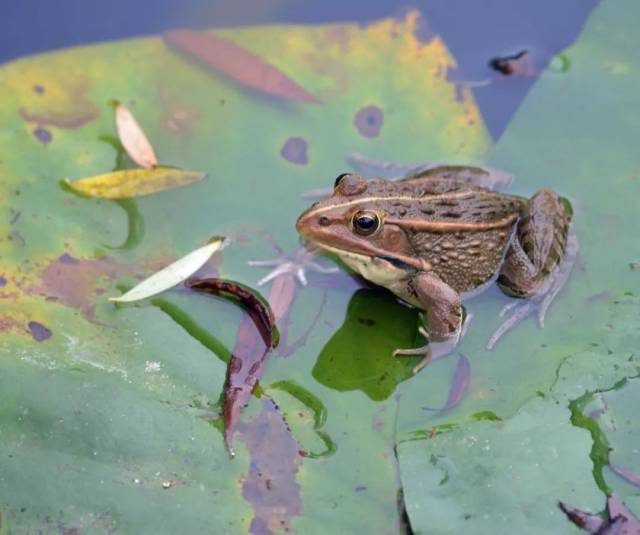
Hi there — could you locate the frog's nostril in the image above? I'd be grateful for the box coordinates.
[319,215,331,226]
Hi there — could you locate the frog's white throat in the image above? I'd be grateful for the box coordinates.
[315,244,407,287]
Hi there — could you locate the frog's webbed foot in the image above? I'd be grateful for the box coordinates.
[393,326,432,374]
[248,246,339,286]
[487,232,578,350]
[394,317,467,374]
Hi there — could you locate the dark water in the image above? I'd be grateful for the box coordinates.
[1,0,598,136]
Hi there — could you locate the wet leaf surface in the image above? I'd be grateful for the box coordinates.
[0,10,490,532]
[397,1,640,532]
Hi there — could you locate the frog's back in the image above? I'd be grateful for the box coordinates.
[393,180,526,293]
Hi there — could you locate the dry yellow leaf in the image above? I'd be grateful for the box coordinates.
[65,167,206,199]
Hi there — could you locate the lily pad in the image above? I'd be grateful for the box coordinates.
[397,0,640,532]
[0,10,488,533]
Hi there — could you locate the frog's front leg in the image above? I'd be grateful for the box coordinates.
[393,272,463,373]
[488,189,576,349]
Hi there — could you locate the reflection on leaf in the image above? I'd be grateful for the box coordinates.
[313,289,419,401]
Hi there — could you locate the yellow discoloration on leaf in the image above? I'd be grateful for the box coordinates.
[3,63,98,128]
[65,167,206,199]
[213,10,488,158]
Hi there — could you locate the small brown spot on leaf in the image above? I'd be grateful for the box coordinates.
[354,105,384,138]
[18,73,97,128]
[33,127,52,145]
[280,137,308,165]
[28,320,52,342]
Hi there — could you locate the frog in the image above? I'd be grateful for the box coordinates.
[295,165,577,373]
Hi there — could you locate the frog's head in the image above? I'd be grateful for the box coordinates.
[296,173,429,273]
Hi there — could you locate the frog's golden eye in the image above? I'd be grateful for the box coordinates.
[334,173,351,189]
[352,210,381,236]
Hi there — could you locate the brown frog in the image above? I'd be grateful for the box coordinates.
[296,165,577,372]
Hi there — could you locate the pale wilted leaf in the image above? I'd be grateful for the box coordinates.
[65,166,206,199]
[110,237,229,302]
[115,103,158,168]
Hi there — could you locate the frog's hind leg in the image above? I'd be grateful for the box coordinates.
[488,189,577,349]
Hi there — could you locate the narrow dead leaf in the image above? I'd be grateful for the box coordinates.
[115,103,158,168]
[186,277,279,452]
[164,29,319,104]
[65,167,206,199]
[110,237,229,303]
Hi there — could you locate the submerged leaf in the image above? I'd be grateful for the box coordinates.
[109,237,229,302]
[115,103,158,168]
[422,353,471,412]
[65,166,206,199]
[186,278,279,350]
[186,277,279,452]
[164,29,319,104]
[559,497,640,534]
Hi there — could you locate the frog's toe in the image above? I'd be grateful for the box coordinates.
[393,346,430,357]
[248,247,338,287]
[487,301,534,350]
[393,345,432,375]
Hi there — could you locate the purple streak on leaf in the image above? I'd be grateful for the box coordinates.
[422,353,470,412]
[559,497,640,534]
[608,496,640,531]
[609,462,640,488]
[558,502,605,533]
[238,397,303,533]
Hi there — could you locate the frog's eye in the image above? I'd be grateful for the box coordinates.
[352,211,381,236]
[334,173,351,189]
